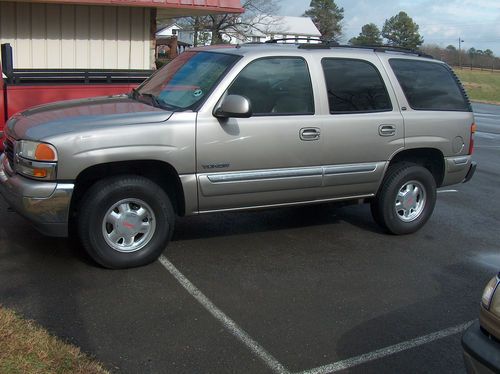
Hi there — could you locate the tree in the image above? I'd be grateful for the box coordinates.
[349,23,382,46]
[177,0,281,46]
[382,11,423,49]
[484,49,494,57]
[303,0,344,42]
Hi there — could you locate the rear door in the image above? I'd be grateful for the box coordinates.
[313,54,405,197]
[196,56,324,212]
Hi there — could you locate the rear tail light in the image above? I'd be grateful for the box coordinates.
[469,122,477,155]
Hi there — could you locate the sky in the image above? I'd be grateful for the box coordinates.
[278,0,500,55]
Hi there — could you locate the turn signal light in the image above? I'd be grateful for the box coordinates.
[32,168,48,178]
[35,143,57,161]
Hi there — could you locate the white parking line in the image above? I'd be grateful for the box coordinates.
[297,321,475,374]
[159,255,473,373]
[158,255,291,374]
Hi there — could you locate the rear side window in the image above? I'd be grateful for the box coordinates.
[389,59,470,111]
[227,57,314,116]
[322,58,392,114]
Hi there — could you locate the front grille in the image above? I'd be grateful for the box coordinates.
[4,138,15,168]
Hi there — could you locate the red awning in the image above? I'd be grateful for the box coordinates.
[27,0,244,14]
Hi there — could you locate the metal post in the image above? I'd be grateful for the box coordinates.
[458,38,464,69]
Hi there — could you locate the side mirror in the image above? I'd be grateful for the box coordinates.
[214,95,252,119]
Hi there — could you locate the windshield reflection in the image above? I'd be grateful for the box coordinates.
[133,51,239,111]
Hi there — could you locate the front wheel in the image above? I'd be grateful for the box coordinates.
[77,175,175,269]
[371,163,436,235]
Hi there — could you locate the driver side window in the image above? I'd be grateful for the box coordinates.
[227,57,315,116]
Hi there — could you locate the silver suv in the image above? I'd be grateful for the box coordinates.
[0,43,477,268]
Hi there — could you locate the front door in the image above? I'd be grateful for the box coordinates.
[196,56,323,212]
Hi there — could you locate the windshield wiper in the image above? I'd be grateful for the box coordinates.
[130,88,140,100]
[132,90,180,112]
[138,93,161,108]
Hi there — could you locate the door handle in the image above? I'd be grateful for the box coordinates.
[300,127,320,141]
[378,124,396,137]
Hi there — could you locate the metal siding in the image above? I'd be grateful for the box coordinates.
[31,3,46,68]
[46,4,62,67]
[116,7,131,69]
[130,8,144,69]
[15,2,32,67]
[61,5,76,68]
[103,6,118,69]
[89,6,104,68]
[0,1,151,69]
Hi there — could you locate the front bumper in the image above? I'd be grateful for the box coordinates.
[0,153,73,237]
[462,320,500,374]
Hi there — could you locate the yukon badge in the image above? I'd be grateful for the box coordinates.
[202,163,230,170]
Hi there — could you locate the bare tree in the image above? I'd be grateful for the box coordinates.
[177,0,281,45]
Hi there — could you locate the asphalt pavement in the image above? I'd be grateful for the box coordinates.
[0,104,499,374]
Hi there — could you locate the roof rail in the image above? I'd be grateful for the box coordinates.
[265,37,336,45]
[298,42,433,58]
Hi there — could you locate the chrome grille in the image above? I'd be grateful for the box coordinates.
[4,138,15,168]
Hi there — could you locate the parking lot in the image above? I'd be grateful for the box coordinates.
[0,103,499,374]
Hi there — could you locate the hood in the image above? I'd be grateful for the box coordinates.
[7,95,173,141]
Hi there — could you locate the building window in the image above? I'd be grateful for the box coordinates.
[252,36,261,43]
[172,29,178,35]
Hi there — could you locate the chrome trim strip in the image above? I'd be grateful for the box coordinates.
[453,157,469,165]
[198,193,375,214]
[323,164,377,175]
[207,167,323,183]
[206,164,378,184]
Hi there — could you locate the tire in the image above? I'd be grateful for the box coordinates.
[77,175,175,269]
[371,163,436,235]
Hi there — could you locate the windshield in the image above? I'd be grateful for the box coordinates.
[134,51,239,110]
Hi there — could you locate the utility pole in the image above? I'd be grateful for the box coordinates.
[458,38,464,69]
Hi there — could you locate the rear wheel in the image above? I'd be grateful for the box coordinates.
[77,175,175,269]
[371,163,436,235]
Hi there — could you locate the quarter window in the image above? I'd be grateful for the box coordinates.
[322,59,392,114]
[389,59,470,111]
[227,57,314,115]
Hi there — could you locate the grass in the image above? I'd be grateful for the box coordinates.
[454,68,500,104]
[0,306,109,374]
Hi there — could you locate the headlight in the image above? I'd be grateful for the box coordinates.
[18,140,58,162]
[15,140,58,180]
[482,275,500,310]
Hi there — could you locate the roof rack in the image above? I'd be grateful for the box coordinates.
[298,42,433,58]
[265,37,337,46]
[245,38,433,59]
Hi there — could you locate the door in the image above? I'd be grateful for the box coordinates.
[196,56,323,212]
[315,56,405,197]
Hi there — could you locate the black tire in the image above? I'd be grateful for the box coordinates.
[371,163,436,235]
[77,175,175,269]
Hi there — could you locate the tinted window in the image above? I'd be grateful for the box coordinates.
[322,59,392,114]
[389,59,470,111]
[227,58,314,115]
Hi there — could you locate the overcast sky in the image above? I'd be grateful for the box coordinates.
[278,0,500,54]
